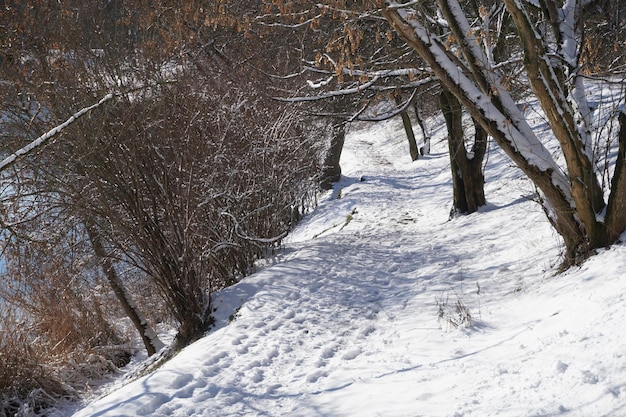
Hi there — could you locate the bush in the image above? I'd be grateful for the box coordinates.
[48,68,324,347]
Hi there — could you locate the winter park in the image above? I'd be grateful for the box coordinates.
[1,2,626,417]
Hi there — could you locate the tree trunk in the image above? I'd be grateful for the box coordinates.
[414,100,431,155]
[604,112,626,243]
[84,218,164,357]
[320,121,346,190]
[440,89,486,216]
[395,94,419,161]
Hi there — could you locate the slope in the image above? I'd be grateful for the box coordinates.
[69,113,626,417]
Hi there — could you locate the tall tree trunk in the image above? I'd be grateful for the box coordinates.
[84,218,164,356]
[440,89,487,216]
[395,94,420,161]
[320,121,346,190]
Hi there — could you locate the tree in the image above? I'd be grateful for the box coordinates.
[0,92,165,356]
[382,0,626,266]
[395,91,420,161]
[440,88,487,216]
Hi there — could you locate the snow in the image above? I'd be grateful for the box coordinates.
[64,105,626,417]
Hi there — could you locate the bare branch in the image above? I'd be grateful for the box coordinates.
[0,93,115,172]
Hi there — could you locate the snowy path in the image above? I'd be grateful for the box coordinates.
[71,118,626,417]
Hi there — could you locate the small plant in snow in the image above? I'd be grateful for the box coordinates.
[436,289,472,330]
[340,208,357,229]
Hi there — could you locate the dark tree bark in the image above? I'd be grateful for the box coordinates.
[413,100,431,156]
[320,121,346,190]
[440,89,487,216]
[604,112,626,244]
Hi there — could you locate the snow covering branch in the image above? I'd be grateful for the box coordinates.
[275,76,381,102]
[0,80,177,173]
[277,76,436,103]
[387,0,420,9]
[0,93,115,172]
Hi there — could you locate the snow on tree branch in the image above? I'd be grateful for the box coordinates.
[0,93,115,172]
[0,79,179,172]
[384,1,572,195]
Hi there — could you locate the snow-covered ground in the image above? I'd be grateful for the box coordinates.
[67,109,626,416]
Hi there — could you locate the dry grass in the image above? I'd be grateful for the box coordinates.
[0,308,69,416]
[0,244,130,416]
[436,289,473,330]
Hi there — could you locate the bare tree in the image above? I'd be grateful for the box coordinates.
[382,0,626,266]
[0,90,165,356]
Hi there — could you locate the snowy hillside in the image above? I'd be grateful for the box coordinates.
[67,114,626,417]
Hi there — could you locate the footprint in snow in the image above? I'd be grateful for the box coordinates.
[247,368,264,384]
[231,334,248,345]
[320,344,338,360]
[244,359,262,370]
[173,379,207,399]
[360,324,376,338]
[342,347,362,361]
[269,320,282,331]
[135,393,170,416]
[204,351,228,366]
[266,383,282,394]
[306,370,327,383]
[170,373,194,389]
[267,346,279,359]
[192,383,220,403]
[582,370,599,384]
[201,365,221,378]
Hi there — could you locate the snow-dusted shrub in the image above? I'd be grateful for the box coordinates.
[0,310,67,417]
[50,68,323,347]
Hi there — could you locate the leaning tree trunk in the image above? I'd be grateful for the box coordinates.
[84,218,164,356]
[503,0,605,253]
[414,100,431,155]
[440,89,487,216]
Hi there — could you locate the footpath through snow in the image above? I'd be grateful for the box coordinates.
[70,117,626,417]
